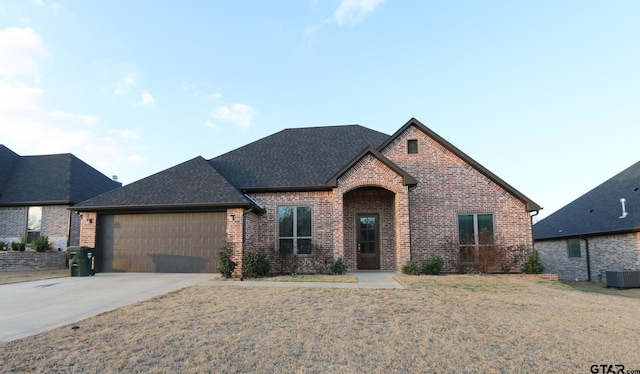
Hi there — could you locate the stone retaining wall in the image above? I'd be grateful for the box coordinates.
[0,251,67,271]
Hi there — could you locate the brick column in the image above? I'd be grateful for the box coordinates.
[395,186,411,271]
[226,208,244,278]
[79,212,97,248]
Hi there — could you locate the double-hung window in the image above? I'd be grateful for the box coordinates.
[278,206,312,255]
[458,213,494,263]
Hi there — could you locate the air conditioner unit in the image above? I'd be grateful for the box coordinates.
[606,270,640,289]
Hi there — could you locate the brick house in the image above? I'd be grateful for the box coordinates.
[533,161,640,282]
[0,145,121,251]
[73,118,540,275]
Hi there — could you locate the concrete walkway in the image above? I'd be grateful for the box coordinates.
[1,271,402,342]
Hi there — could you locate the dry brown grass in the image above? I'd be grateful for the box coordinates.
[560,279,640,299]
[0,269,68,285]
[2,275,640,373]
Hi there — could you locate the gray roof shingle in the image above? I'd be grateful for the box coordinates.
[74,156,251,211]
[209,125,390,190]
[533,160,640,240]
[0,146,121,205]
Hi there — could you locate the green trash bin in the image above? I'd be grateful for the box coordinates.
[66,246,96,276]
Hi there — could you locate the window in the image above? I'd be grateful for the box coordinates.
[458,213,494,263]
[407,139,418,154]
[567,239,581,258]
[27,206,42,244]
[278,206,312,254]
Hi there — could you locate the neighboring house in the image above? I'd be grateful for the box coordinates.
[73,118,540,275]
[0,145,121,251]
[533,161,640,282]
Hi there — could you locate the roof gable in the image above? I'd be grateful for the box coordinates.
[326,146,417,187]
[74,156,251,212]
[379,118,541,212]
[209,125,390,191]
[533,160,640,240]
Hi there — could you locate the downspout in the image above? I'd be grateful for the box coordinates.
[530,209,540,247]
[66,208,73,250]
[585,238,591,282]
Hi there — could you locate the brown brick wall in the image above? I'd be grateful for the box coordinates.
[382,125,534,271]
[245,191,336,273]
[335,154,411,271]
[79,212,97,248]
[226,208,244,277]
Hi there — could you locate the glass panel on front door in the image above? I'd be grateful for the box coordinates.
[357,215,379,270]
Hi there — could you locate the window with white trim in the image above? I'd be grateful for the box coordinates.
[278,206,312,255]
[458,213,494,263]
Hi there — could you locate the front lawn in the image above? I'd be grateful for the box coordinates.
[1,275,639,372]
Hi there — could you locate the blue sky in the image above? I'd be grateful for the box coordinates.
[1,1,639,220]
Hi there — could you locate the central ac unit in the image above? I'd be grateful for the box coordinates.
[606,270,640,289]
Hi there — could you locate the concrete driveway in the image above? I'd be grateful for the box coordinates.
[0,273,212,342]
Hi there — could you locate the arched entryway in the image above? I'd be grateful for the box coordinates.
[343,187,396,270]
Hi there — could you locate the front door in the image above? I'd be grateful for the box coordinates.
[357,214,380,270]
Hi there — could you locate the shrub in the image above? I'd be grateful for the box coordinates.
[0,242,7,251]
[307,244,332,274]
[498,246,523,273]
[216,241,236,278]
[477,245,500,274]
[522,248,544,274]
[31,235,51,252]
[270,242,298,275]
[242,252,271,278]
[330,257,347,275]
[11,238,26,252]
[422,255,444,275]
[401,259,418,275]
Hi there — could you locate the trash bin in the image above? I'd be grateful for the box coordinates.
[66,246,96,276]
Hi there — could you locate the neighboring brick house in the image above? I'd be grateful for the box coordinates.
[74,118,540,275]
[533,161,640,282]
[0,145,121,251]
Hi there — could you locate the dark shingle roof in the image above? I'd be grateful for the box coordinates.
[533,160,640,240]
[209,125,390,190]
[74,156,252,211]
[0,145,20,193]
[0,146,121,205]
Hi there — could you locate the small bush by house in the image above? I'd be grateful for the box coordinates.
[401,259,418,275]
[242,252,271,278]
[216,241,236,278]
[422,256,444,275]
